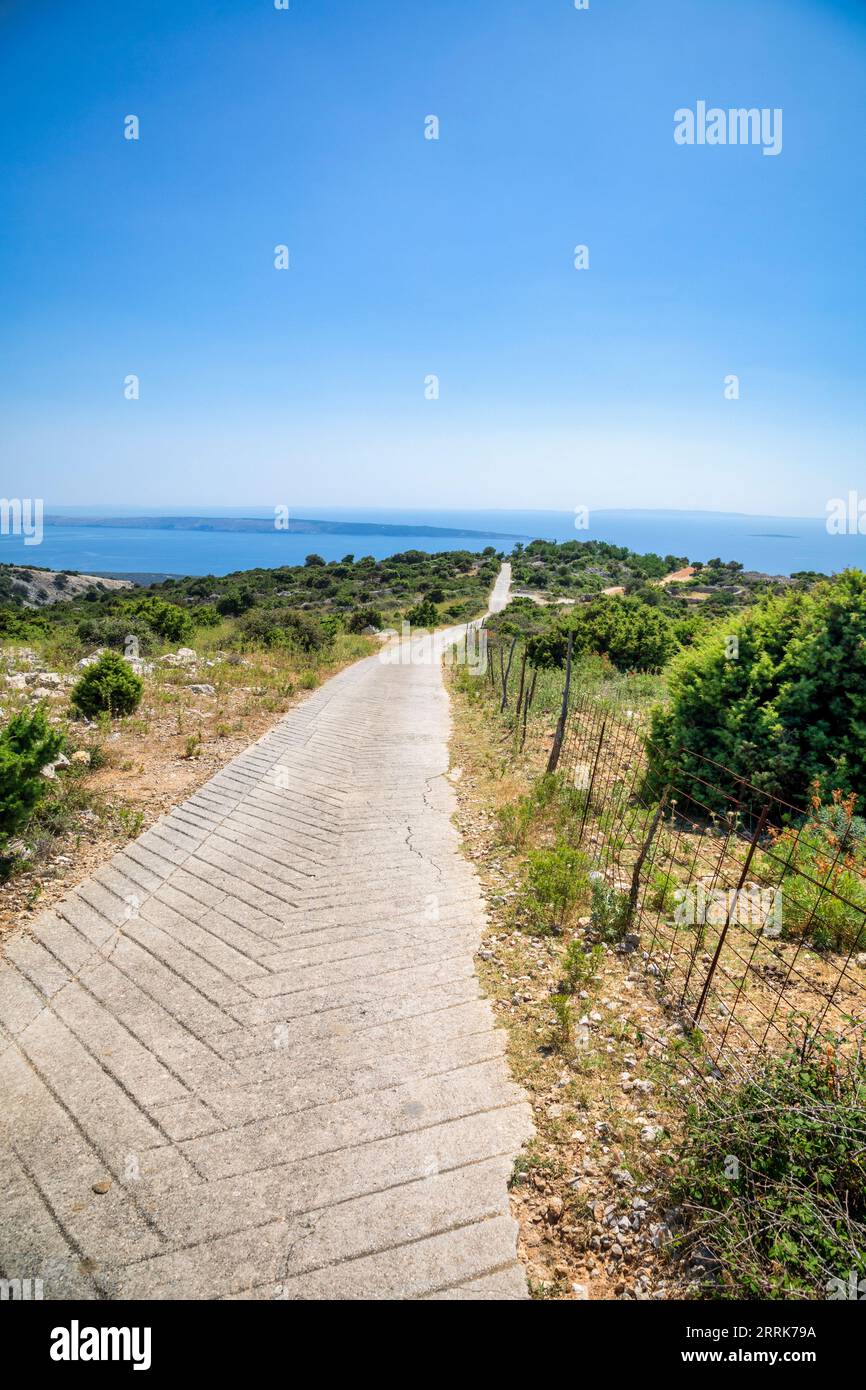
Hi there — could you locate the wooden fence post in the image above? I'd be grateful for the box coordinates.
[514,649,527,721]
[520,668,538,750]
[546,631,574,775]
[500,636,518,712]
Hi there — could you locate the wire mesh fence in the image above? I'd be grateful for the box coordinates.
[483,631,866,1079]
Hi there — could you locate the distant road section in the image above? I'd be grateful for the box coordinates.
[486,561,512,614]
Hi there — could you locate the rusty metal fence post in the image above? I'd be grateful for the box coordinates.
[626,789,669,931]
[691,804,769,1028]
[577,716,607,845]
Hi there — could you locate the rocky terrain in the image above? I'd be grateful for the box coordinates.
[0,564,134,607]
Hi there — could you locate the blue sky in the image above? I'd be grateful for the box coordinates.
[0,0,864,515]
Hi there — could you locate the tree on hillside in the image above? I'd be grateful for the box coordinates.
[216,585,255,617]
[406,597,439,628]
[0,708,64,863]
[124,596,193,643]
[527,597,676,675]
[347,607,383,633]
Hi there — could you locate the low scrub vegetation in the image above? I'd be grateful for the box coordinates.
[671,1033,866,1299]
[0,547,502,897]
[645,571,866,812]
[756,788,866,952]
[519,843,588,932]
[0,708,64,871]
[589,880,631,943]
[71,651,144,718]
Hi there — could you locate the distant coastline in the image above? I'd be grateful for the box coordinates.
[2,507,862,579]
[43,515,521,541]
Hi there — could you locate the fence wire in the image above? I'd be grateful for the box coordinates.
[483,633,866,1078]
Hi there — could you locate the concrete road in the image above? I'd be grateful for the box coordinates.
[0,566,530,1300]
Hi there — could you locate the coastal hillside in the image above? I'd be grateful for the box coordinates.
[0,564,134,608]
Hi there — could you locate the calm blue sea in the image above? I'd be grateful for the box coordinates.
[1,506,863,579]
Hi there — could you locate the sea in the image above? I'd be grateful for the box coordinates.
[1,506,863,580]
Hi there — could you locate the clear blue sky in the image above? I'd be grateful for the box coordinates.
[1,0,864,515]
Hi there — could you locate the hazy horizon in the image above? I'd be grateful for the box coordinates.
[38,502,844,522]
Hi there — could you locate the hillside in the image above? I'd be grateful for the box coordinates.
[0,564,134,608]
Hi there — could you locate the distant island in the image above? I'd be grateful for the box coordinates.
[44,515,522,541]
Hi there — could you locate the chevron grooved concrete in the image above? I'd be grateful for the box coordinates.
[0,568,532,1299]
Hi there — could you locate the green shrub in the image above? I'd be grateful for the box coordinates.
[497,776,584,850]
[776,868,866,953]
[527,598,676,675]
[521,843,588,931]
[0,607,48,638]
[0,707,65,860]
[549,993,573,1053]
[217,585,255,617]
[645,572,866,811]
[755,791,866,952]
[406,598,439,629]
[814,794,866,852]
[191,604,221,628]
[575,596,677,672]
[670,1036,866,1299]
[525,627,570,672]
[760,850,866,955]
[648,868,680,915]
[562,941,603,994]
[76,613,156,654]
[590,879,630,942]
[125,596,193,644]
[76,598,194,654]
[497,797,534,848]
[347,607,383,633]
[238,606,329,653]
[71,651,143,718]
